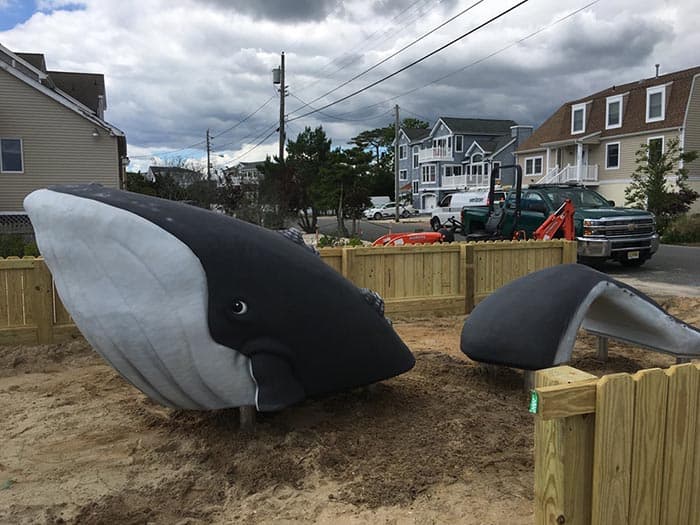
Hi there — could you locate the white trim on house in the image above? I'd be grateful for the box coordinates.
[399,169,407,181]
[412,146,419,168]
[524,155,544,176]
[491,137,517,158]
[646,85,666,123]
[0,137,24,173]
[0,43,48,80]
[399,144,407,160]
[0,60,125,137]
[605,95,623,130]
[428,118,452,139]
[465,141,486,156]
[605,141,621,170]
[571,102,587,134]
[411,180,419,194]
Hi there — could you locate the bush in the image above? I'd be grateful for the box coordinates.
[662,213,700,244]
[317,235,365,248]
[0,235,39,257]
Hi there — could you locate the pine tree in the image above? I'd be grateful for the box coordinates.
[625,137,698,233]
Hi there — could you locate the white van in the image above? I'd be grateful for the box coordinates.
[430,190,506,231]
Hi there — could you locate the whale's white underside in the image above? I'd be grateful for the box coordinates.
[25,189,258,410]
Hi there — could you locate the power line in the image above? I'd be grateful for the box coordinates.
[210,95,276,139]
[293,0,434,93]
[288,0,530,123]
[227,126,279,164]
[335,0,601,116]
[289,0,487,115]
[288,92,394,122]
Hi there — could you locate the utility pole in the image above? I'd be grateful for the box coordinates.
[394,104,400,222]
[206,128,211,180]
[279,52,286,162]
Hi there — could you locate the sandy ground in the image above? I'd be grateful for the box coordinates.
[0,297,698,524]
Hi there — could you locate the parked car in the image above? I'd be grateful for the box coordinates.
[364,202,420,220]
[461,184,659,266]
[430,190,506,231]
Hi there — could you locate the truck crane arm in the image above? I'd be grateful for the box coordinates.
[532,198,575,241]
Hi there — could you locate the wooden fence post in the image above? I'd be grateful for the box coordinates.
[29,258,55,344]
[463,243,475,313]
[534,366,597,525]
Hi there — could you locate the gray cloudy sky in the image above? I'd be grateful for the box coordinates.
[1,0,697,172]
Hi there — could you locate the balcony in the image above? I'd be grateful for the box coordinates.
[442,172,490,190]
[418,146,453,163]
[536,164,598,185]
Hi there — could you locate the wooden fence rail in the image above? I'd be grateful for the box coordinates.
[532,362,700,525]
[0,239,575,345]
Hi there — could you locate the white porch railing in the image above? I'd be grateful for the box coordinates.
[535,164,598,185]
[441,173,490,190]
[418,147,453,162]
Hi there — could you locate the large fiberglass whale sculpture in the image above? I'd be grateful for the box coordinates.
[24,185,415,411]
[461,263,700,370]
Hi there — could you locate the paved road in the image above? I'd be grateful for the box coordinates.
[317,216,699,296]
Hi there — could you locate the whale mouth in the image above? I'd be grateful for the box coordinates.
[24,189,257,410]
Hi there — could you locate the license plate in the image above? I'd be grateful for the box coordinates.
[627,251,640,260]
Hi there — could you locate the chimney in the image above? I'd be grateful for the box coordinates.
[510,125,533,144]
[655,64,660,78]
[97,95,105,119]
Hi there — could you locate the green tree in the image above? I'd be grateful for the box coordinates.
[625,137,699,233]
[125,172,157,196]
[286,126,333,232]
[316,147,372,236]
[350,117,429,197]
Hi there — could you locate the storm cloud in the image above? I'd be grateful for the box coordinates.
[0,0,696,172]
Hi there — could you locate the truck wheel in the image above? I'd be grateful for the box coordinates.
[373,212,382,220]
[430,217,441,231]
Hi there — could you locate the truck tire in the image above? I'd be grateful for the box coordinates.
[430,217,441,231]
[438,228,454,243]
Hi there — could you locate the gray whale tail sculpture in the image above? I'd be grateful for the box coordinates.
[461,263,700,370]
[24,185,415,411]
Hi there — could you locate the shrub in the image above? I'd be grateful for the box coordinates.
[662,213,700,244]
[317,235,339,248]
[0,235,40,257]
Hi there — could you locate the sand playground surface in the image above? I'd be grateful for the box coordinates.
[1,296,698,524]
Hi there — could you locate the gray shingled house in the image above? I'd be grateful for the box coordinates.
[397,117,532,211]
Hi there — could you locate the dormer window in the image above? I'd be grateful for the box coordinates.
[606,95,623,129]
[571,103,586,134]
[646,86,665,122]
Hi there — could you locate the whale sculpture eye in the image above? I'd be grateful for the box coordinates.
[232,299,248,315]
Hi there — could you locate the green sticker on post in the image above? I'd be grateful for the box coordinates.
[528,390,539,414]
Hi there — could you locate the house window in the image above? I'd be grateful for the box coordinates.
[571,103,586,134]
[399,169,407,181]
[648,136,664,164]
[455,135,463,152]
[646,86,666,122]
[413,146,419,168]
[492,161,501,176]
[448,137,452,149]
[412,181,419,194]
[0,138,24,173]
[421,165,436,183]
[525,156,543,176]
[399,144,407,160]
[606,143,620,169]
[606,95,623,129]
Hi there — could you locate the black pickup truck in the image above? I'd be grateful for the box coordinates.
[461,184,660,266]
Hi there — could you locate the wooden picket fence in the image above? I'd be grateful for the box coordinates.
[0,257,79,346]
[0,239,575,345]
[532,363,700,525]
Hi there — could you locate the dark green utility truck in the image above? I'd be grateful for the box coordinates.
[461,184,659,266]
